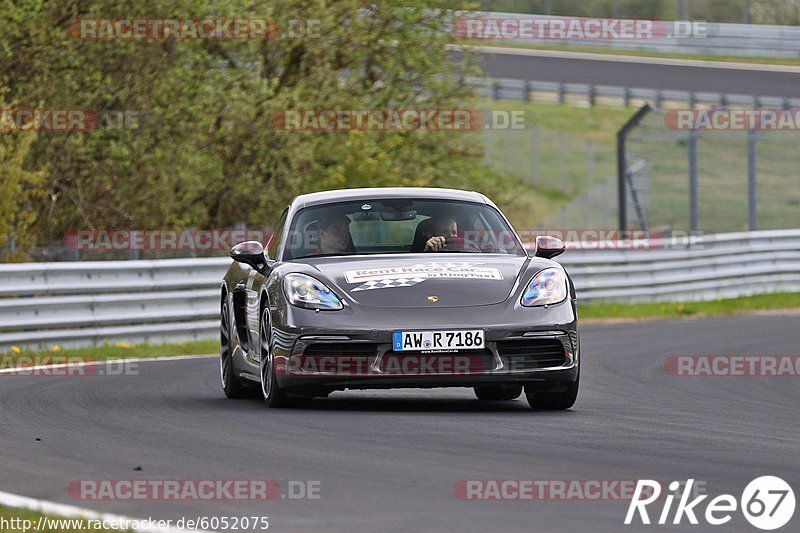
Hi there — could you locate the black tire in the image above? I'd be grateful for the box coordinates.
[220,296,250,399]
[259,306,311,408]
[524,372,579,411]
[473,384,523,401]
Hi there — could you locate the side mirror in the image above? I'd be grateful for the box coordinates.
[230,241,269,273]
[534,236,565,259]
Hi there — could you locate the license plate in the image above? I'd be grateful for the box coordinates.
[392,330,485,351]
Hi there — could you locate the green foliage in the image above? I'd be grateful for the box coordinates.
[0,0,482,251]
[0,92,48,261]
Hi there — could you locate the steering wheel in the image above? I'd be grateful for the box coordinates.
[442,237,481,253]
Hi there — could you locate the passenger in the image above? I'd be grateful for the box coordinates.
[316,214,355,255]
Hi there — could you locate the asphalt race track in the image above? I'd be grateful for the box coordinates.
[466,48,800,98]
[1,315,798,532]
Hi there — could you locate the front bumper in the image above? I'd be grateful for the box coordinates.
[275,327,579,393]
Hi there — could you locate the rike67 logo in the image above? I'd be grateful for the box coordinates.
[626,477,795,530]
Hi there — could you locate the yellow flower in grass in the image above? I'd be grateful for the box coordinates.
[51,345,60,352]
[10,346,21,354]
[114,342,132,349]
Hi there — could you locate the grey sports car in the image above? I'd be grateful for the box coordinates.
[220,187,579,409]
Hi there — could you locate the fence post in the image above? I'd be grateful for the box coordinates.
[617,105,652,231]
[558,132,565,191]
[531,126,539,185]
[689,129,699,233]
[748,129,757,230]
[558,82,565,104]
[492,80,500,100]
[523,79,531,102]
[128,230,140,260]
[588,84,596,106]
[584,140,593,227]
[623,87,630,107]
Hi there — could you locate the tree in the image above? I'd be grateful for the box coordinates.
[0,0,481,253]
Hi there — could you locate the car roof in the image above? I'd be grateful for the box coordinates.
[291,187,492,209]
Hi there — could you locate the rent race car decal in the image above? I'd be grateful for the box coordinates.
[344,261,503,292]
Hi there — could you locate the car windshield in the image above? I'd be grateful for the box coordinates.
[282,199,526,260]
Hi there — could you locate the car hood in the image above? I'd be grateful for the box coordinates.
[305,254,529,308]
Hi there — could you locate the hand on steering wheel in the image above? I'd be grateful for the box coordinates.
[424,236,446,252]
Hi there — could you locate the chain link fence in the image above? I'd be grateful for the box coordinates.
[623,108,800,234]
[481,123,619,229]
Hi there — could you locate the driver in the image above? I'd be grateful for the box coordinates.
[423,217,458,252]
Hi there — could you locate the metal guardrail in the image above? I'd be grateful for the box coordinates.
[0,258,227,350]
[0,230,798,349]
[472,13,800,58]
[472,76,800,109]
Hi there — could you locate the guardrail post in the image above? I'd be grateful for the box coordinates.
[523,80,531,102]
[782,97,790,110]
[588,85,596,106]
[720,93,728,108]
[688,92,696,109]
[748,129,757,230]
[654,89,662,109]
[689,129,699,232]
[623,87,630,107]
[558,82,565,104]
[491,80,500,100]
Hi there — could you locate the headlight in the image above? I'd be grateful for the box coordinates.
[521,268,568,307]
[283,273,343,310]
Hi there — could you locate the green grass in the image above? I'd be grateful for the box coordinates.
[469,41,800,67]
[482,100,634,142]
[473,101,634,227]
[628,127,800,232]
[0,339,217,361]
[0,506,127,532]
[579,292,800,321]
[474,101,800,232]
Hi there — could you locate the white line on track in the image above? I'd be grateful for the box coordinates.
[0,354,216,375]
[449,43,800,73]
[0,490,211,533]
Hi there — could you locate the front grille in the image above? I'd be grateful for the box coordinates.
[496,339,566,370]
[380,349,494,375]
